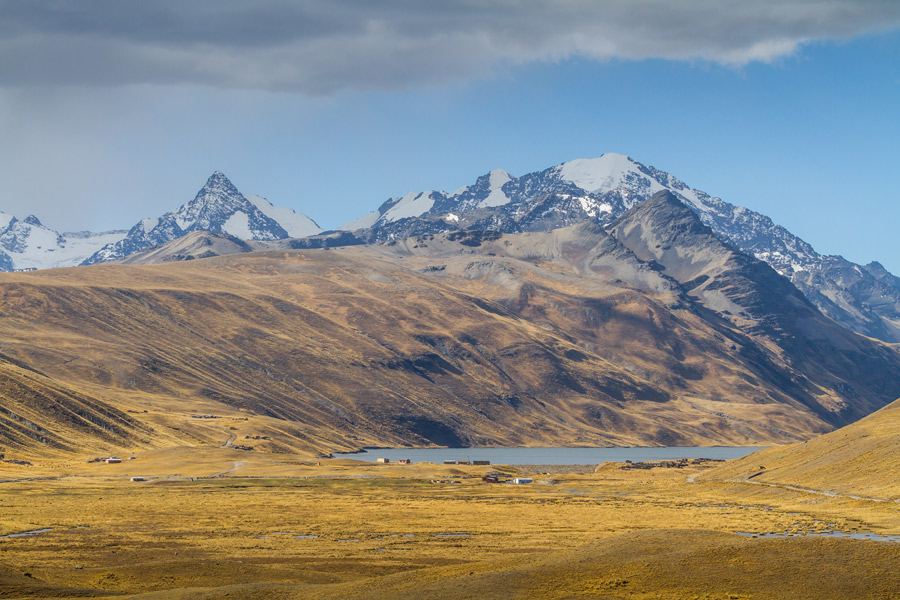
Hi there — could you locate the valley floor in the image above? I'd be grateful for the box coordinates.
[2,450,900,599]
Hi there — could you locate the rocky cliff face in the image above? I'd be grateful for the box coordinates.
[609,191,900,425]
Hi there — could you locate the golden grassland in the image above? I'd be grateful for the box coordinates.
[703,397,900,500]
[2,447,900,599]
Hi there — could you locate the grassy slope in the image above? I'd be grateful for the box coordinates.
[2,226,898,457]
[0,355,151,456]
[703,397,900,499]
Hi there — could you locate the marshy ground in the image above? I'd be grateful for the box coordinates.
[1,449,900,599]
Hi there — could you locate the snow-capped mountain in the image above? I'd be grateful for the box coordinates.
[340,153,900,342]
[0,211,126,271]
[84,172,322,265]
[342,154,817,268]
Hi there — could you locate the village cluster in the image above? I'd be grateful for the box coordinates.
[374,457,534,485]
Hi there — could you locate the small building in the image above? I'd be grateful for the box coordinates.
[130,476,146,482]
[397,459,411,464]
[456,460,470,466]
[473,460,491,466]
[104,457,122,464]
[482,475,499,483]
[443,460,458,465]
[513,477,533,484]
[376,457,390,464]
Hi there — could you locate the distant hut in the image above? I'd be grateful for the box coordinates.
[513,477,533,484]
[376,457,390,464]
[398,459,411,464]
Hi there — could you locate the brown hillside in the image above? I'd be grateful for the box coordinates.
[0,354,150,456]
[702,396,900,499]
[1,223,899,457]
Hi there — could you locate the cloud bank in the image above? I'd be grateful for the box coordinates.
[2,1,899,93]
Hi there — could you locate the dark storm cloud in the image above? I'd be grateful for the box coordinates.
[2,0,899,93]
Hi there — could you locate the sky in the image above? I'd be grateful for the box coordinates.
[2,1,900,271]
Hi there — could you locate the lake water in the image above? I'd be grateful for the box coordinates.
[332,446,762,465]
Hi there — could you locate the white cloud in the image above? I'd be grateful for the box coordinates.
[1,1,899,93]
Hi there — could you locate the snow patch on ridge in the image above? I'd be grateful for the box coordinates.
[222,212,253,239]
[246,195,322,238]
[478,169,513,208]
[340,210,380,231]
[382,192,436,222]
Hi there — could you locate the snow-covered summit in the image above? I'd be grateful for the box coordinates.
[83,172,322,265]
[557,154,650,194]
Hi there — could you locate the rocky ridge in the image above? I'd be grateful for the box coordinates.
[340,154,900,342]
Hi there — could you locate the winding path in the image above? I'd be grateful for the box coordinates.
[725,477,899,504]
[221,428,237,448]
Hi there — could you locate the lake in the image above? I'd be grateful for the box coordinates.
[331,446,762,465]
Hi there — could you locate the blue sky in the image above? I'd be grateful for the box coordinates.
[1,2,899,271]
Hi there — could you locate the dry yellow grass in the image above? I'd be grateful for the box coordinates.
[703,397,900,500]
[2,447,900,598]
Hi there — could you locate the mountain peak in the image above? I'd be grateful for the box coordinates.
[23,215,44,227]
[556,153,643,193]
[203,170,233,187]
[642,189,689,210]
[613,189,711,247]
[82,170,321,266]
[192,172,245,209]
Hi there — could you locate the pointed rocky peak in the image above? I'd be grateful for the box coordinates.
[627,188,692,216]
[612,189,714,249]
[23,215,44,227]
[610,189,744,288]
[206,170,229,184]
[194,171,244,202]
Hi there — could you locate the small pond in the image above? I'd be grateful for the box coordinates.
[737,531,900,543]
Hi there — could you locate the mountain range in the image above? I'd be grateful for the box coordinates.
[0,171,322,271]
[338,154,900,343]
[2,189,900,457]
[3,155,900,343]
